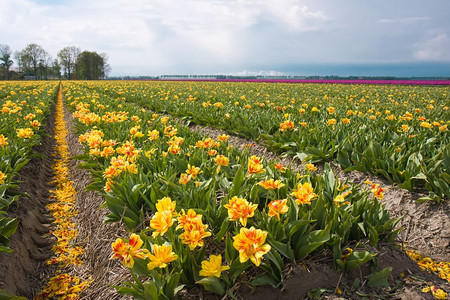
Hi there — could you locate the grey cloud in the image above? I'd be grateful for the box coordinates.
[414,33,450,61]
[4,0,450,76]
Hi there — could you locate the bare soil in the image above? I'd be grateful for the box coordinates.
[0,109,57,298]
[333,167,450,262]
[62,101,131,299]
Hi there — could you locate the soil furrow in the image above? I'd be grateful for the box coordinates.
[61,90,131,299]
[0,103,57,298]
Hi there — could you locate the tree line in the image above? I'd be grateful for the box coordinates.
[0,44,110,80]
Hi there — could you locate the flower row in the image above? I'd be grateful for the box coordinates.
[64,81,399,298]
[80,80,449,202]
[0,81,58,254]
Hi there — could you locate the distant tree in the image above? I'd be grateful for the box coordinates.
[38,56,52,79]
[57,46,80,80]
[100,52,111,77]
[18,44,49,79]
[14,51,24,74]
[38,59,46,79]
[51,59,61,79]
[7,44,109,80]
[0,44,14,80]
[76,51,105,80]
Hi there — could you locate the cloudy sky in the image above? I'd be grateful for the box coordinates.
[2,0,450,76]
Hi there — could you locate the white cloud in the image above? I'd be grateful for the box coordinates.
[265,2,328,32]
[378,16,430,23]
[148,0,328,62]
[2,0,327,70]
[154,0,327,33]
[0,0,46,27]
[413,33,450,61]
[2,0,449,75]
[157,0,259,31]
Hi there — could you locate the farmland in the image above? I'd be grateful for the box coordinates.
[86,80,450,201]
[0,80,448,299]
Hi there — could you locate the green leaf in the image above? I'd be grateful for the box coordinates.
[415,196,435,203]
[307,287,334,299]
[225,234,237,263]
[165,272,183,298]
[264,250,284,277]
[295,152,308,162]
[306,147,326,159]
[357,222,366,236]
[0,246,14,253]
[196,277,226,296]
[249,184,259,203]
[214,219,229,243]
[323,163,336,194]
[104,214,120,223]
[131,258,150,277]
[398,178,412,191]
[0,288,27,300]
[375,169,393,183]
[0,218,17,238]
[366,267,392,287]
[411,172,426,180]
[229,165,244,196]
[337,150,351,168]
[269,240,294,262]
[115,286,142,298]
[288,219,314,238]
[366,222,379,246]
[251,273,279,288]
[345,251,376,272]
[122,216,138,231]
[228,259,248,283]
[294,226,330,260]
[143,281,159,300]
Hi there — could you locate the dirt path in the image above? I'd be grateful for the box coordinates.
[336,167,450,262]
[62,95,130,299]
[0,86,130,299]
[0,104,56,298]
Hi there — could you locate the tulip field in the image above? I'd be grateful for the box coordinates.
[90,80,449,202]
[0,82,56,253]
[0,80,448,299]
